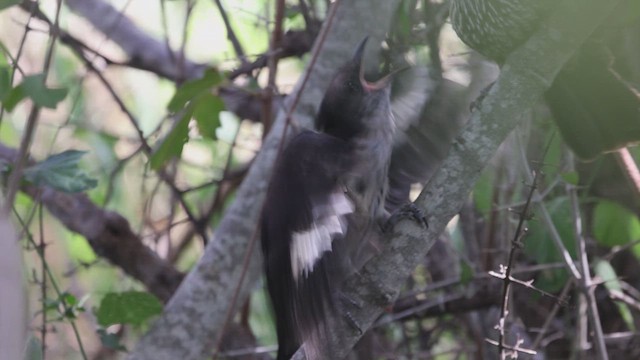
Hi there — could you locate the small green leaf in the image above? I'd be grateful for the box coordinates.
[0,0,20,11]
[21,74,68,108]
[2,73,68,111]
[595,260,636,331]
[0,66,10,100]
[561,171,579,185]
[23,150,98,193]
[167,69,223,112]
[193,93,224,140]
[593,200,640,247]
[96,291,163,327]
[2,83,25,111]
[97,329,127,351]
[150,110,192,170]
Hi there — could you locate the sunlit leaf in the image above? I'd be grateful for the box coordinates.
[149,110,191,170]
[193,93,224,140]
[96,291,162,327]
[595,260,636,331]
[23,150,98,193]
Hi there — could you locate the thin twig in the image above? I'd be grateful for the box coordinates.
[567,153,609,360]
[13,208,89,360]
[213,0,248,65]
[4,0,63,213]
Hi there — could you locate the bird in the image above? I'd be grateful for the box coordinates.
[449,0,640,159]
[261,37,429,360]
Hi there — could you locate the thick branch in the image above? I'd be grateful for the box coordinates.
[0,144,184,303]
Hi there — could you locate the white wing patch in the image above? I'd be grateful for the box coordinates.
[290,190,354,282]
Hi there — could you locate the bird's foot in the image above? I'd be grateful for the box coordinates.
[384,203,428,233]
[338,292,363,335]
[469,81,495,112]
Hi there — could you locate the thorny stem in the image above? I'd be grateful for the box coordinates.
[14,207,89,360]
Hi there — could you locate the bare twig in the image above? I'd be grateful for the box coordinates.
[4,0,63,213]
[568,153,609,360]
[213,0,248,65]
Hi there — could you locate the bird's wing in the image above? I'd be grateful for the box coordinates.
[261,130,354,358]
[386,78,469,212]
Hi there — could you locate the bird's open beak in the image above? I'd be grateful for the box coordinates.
[352,36,402,91]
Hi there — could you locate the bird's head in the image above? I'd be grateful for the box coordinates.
[316,37,395,140]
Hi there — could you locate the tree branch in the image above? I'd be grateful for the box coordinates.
[0,144,185,303]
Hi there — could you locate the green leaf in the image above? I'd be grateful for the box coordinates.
[97,329,127,351]
[0,0,20,11]
[593,200,640,247]
[0,66,10,100]
[561,171,579,185]
[21,74,68,108]
[167,69,223,112]
[595,260,636,331]
[149,110,191,170]
[526,196,576,263]
[525,196,575,293]
[96,291,163,327]
[2,73,68,111]
[23,150,98,193]
[2,83,25,111]
[193,93,224,140]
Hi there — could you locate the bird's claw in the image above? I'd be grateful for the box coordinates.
[338,292,363,335]
[384,203,429,232]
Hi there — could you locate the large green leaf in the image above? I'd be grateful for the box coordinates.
[149,110,192,170]
[167,69,223,112]
[96,291,162,327]
[193,93,224,140]
[2,73,68,111]
[526,196,576,262]
[593,200,640,247]
[23,150,98,193]
[525,196,575,292]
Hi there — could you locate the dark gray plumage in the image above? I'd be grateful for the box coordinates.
[261,38,398,360]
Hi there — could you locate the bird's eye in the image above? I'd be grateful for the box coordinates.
[347,80,360,92]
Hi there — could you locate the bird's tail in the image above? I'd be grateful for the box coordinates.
[545,42,640,160]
